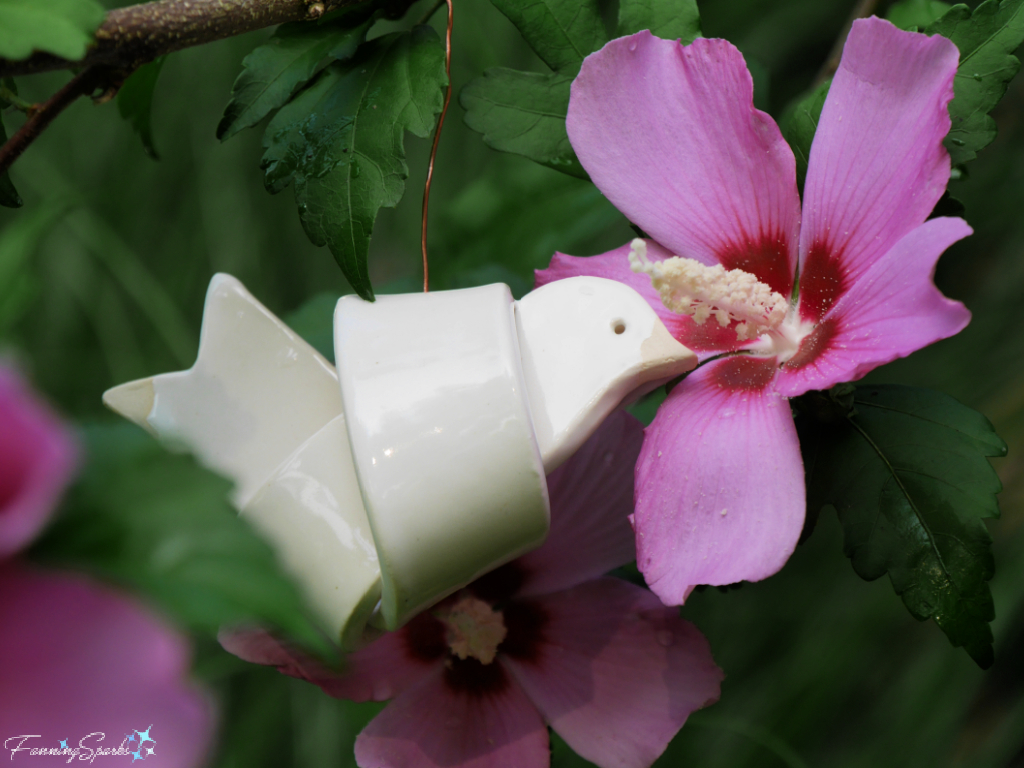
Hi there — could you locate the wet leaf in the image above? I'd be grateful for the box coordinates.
[218,14,376,141]
[260,27,447,300]
[929,0,1024,166]
[799,384,1006,668]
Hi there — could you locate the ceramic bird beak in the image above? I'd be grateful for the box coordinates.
[516,276,697,472]
[102,273,696,645]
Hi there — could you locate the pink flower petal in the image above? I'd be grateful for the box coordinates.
[0,367,78,558]
[535,244,748,357]
[355,664,549,768]
[0,565,212,767]
[778,217,972,397]
[502,578,722,768]
[634,357,805,604]
[798,17,960,323]
[218,625,345,684]
[220,622,435,703]
[567,32,801,296]
[515,411,642,597]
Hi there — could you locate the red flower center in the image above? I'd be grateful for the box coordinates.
[402,562,548,695]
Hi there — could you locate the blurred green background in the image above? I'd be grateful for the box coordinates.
[2,0,1023,765]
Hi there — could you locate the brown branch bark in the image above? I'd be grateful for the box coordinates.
[0,0,363,78]
[0,66,119,177]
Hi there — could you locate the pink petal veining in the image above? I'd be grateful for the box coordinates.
[634,358,805,604]
[503,578,722,768]
[778,217,973,397]
[567,32,801,295]
[354,664,549,768]
[798,17,960,322]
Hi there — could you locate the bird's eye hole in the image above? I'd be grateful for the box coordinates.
[612,319,627,335]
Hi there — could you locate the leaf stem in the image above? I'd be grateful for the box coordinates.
[420,0,453,293]
[0,66,122,180]
[0,84,34,114]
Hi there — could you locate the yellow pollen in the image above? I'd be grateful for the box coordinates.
[628,239,788,341]
[438,595,507,665]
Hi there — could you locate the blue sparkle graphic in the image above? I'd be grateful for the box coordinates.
[58,739,68,750]
[135,726,155,747]
[126,733,136,744]
[131,750,142,762]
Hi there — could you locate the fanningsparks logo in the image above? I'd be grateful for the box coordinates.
[4,726,157,763]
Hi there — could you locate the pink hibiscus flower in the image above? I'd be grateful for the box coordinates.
[0,366,213,767]
[220,411,724,768]
[537,17,972,606]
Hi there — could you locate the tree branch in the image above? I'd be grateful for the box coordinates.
[0,66,119,177]
[0,0,364,78]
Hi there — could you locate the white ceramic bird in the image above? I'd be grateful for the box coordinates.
[103,274,696,647]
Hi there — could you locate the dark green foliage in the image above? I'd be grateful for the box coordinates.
[461,0,700,177]
[117,58,166,160]
[491,0,608,71]
[217,14,377,141]
[260,27,447,300]
[929,0,1024,166]
[0,0,105,60]
[888,0,953,30]
[461,69,584,177]
[0,199,69,332]
[780,78,829,192]
[616,0,703,40]
[798,384,1006,668]
[30,424,333,659]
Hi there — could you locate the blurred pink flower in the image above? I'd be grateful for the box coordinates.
[538,18,971,605]
[221,412,724,768]
[0,365,213,767]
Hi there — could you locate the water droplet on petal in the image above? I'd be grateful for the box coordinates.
[656,630,674,647]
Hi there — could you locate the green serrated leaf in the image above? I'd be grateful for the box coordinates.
[928,0,1024,166]
[0,0,105,61]
[218,14,377,142]
[617,0,702,42]
[261,27,446,300]
[780,79,830,192]
[461,0,608,176]
[117,57,166,160]
[460,69,585,178]
[799,384,1006,668]
[491,0,607,72]
[30,423,332,659]
[888,0,953,30]
[465,0,704,176]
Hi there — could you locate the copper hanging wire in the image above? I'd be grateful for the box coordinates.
[421,0,453,292]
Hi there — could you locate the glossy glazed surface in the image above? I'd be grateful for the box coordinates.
[335,284,550,630]
[104,274,342,506]
[242,415,382,650]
